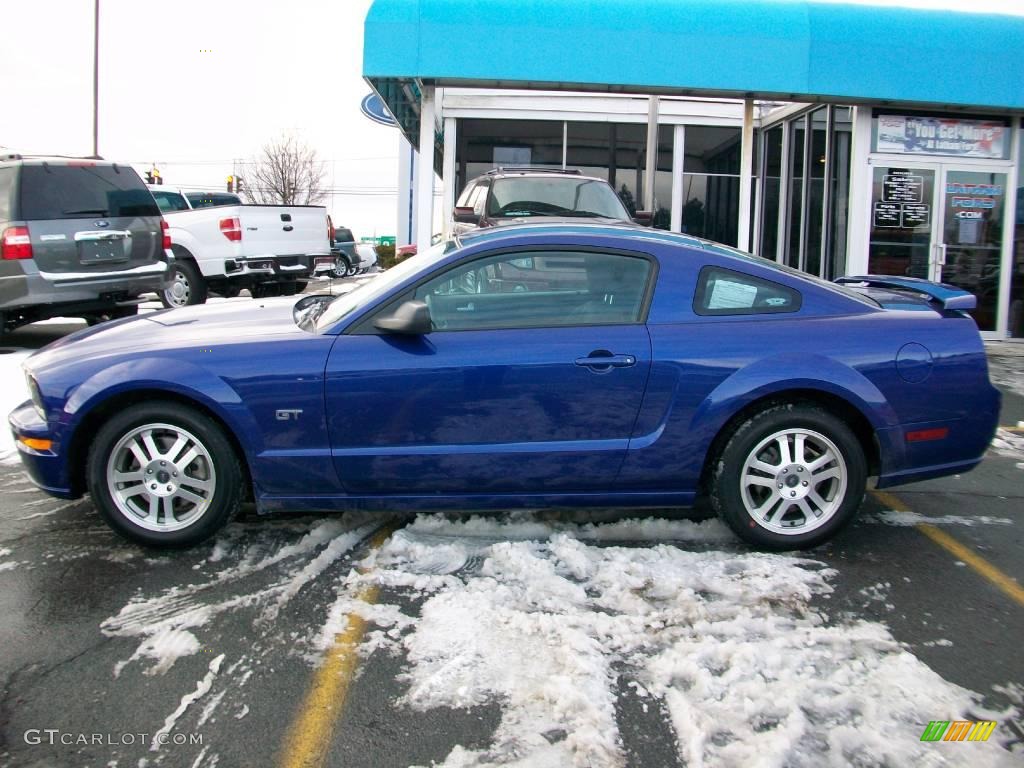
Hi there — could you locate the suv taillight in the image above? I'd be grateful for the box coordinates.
[160,218,172,250]
[219,217,242,242]
[1,226,33,260]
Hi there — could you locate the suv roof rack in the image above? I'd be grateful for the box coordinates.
[484,166,582,176]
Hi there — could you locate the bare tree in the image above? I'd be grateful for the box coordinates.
[241,134,326,205]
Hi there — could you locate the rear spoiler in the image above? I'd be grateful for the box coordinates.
[835,275,977,311]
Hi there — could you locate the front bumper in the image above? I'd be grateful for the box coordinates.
[8,402,76,499]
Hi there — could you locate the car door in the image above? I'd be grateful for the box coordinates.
[324,248,656,495]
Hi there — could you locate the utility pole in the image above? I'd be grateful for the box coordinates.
[92,0,100,157]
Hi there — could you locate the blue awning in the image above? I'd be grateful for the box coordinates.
[364,0,1024,139]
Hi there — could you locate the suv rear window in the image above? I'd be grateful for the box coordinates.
[19,164,159,220]
[334,228,355,243]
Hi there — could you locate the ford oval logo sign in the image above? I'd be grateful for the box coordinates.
[94,220,110,227]
[360,92,397,127]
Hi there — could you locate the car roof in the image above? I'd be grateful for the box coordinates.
[0,155,121,167]
[479,170,608,183]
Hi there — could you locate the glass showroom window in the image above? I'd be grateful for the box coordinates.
[758,126,783,259]
[759,106,853,279]
[681,126,741,246]
[1012,121,1024,338]
[457,119,565,189]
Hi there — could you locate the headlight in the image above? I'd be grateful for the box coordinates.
[25,372,45,419]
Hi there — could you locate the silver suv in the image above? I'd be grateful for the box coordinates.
[0,155,173,332]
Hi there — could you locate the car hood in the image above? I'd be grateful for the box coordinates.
[27,298,308,371]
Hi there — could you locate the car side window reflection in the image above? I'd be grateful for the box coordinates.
[411,250,652,331]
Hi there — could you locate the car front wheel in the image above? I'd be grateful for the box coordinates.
[711,403,866,550]
[87,402,243,547]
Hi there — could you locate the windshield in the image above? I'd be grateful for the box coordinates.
[487,177,630,220]
[313,240,455,332]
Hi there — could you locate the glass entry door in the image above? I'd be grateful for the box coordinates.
[868,164,1008,332]
[938,170,1006,332]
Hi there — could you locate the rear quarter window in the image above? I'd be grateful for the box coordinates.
[20,164,159,220]
[0,166,14,221]
[693,266,801,316]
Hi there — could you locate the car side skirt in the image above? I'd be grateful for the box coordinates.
[255,490,698,515]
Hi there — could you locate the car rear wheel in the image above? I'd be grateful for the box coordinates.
[161,260,208,308]
[87,402,243,547]
[711,403,866,550]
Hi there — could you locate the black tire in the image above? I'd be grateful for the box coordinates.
[344,261,359,278]
[332,256,352,279]
[86,402,244,548]
[161,260,208,308]
[710,403,866,551]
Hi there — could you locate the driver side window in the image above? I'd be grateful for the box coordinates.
[413,250,652,331]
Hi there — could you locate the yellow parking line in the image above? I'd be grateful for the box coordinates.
[279,524,397,768]
[870,490,1024,608]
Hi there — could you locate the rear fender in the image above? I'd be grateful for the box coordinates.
[692,352,898,443]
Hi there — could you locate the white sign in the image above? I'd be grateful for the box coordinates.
[876,116,1007,159]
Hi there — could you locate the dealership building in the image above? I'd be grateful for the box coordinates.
[364,0,1024,339]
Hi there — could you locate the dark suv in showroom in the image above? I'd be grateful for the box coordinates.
[0,155,173,332]
[451,167,649,236]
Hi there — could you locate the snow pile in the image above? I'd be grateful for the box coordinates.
[333,516,1015,767]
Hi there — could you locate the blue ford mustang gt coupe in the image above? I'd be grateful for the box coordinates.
[10,224,1000,549]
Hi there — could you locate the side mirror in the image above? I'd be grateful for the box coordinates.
[453,206,479,224]
[633,211,653,226]
[292,293,334,329]
[374,300,432,335]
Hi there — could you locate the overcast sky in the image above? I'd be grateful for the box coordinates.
[1,0,1021,239]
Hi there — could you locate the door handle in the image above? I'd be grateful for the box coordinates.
[574,353,636,371]
[934,243,947,266]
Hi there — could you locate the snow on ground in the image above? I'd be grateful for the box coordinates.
[985,342,1024,399]
[102,514,380,676]
[321,515,1018,767]
[0,348,32,464]
[865,510,1014,527]
[990,428,1024,470]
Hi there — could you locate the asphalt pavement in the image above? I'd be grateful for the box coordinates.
[0,306,1021,768]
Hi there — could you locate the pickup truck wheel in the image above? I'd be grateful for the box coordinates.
[87,402,243,548]
[711,403,866,551]
[345,261,359,277]
[161,261,208,308]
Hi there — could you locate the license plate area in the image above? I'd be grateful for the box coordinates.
[78,238,129,264]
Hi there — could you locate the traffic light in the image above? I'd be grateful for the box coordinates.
[145,169,154,184]
[235,176,244,195]
[226,175,234,193]
[153,168,162,185]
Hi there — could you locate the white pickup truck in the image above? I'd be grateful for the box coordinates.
[148,186,333,306]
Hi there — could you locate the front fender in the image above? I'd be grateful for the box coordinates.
[62,357,261,462]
